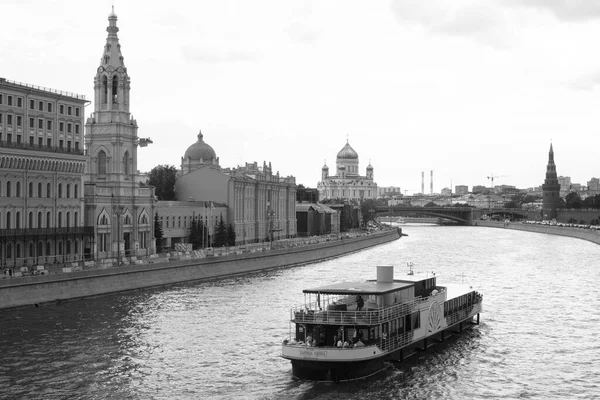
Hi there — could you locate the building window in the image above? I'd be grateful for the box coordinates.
[17,97,22,108]
[123,151,129,175]
[29,211,33,228]
[75,124,79,134]
[47,182,51,198]
[29,118,34,128]
[38,182,42,198]
[59,122,64,132]
[15,211,20,229]
[38,101,43,111]
[0,94,2,104]
[67,123,72,133]
[16,116,22,126]
[38,119,43,129]
[7,96,12,106]
[75,107,80,117]
[7,115,12,126]
[6,181,11,197]
[75,142,79,150]
[47,120,52,130]
[47,138,51,147]
[68,106,72,115]
[38,137,43,146]
[74,184,78,198]
[66,184,70,198]
[46,212,51,228]
[58,212,62,228]
[6,212,11,229]
[28,182,33,197]
[59,104,64,114]
[59,140,63,148]
[98,150,107,175]
[112,76,118,103]
[16,181,21,197]
[29,99,34,109]
[102,76,108,103]
[38,211,42,228]
[47,103,52,112]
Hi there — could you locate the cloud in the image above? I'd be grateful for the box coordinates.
[389,1,516,49]
[568,70,600,91]
[181,45,259,63]
[502,0,600,21]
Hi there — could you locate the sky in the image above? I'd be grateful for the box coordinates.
[2,0,600,195]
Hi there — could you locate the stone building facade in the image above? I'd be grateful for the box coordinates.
[0,77,91,268]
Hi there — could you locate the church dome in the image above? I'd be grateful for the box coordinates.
[337,141,358,160]
[367,163,373,170]
[322,163,329,170]
[184,131,216,161]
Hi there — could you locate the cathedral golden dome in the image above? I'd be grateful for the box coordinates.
[336,141,358,160]
[184,131,217,161]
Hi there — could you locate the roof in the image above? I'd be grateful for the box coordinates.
[303,280,413,295]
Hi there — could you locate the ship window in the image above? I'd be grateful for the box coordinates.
[412,311,420,330]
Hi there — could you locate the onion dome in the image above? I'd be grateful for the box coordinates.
[184,130,216,161]
[367,164,373,170]
[337,141,359,160]
[322,163,329,171]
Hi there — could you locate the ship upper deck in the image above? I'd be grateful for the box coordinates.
[303,280,413,296]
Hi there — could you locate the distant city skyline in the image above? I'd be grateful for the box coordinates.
[3,1,600,194]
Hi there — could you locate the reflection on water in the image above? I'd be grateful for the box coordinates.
[1,226,600,399]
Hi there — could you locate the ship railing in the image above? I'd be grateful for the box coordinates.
[291,298,422,325]
[445,294,483,326]
[377,331,416,354]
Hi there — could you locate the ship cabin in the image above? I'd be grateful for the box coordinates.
[289,266,446,349]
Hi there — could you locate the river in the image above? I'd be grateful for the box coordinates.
[1,225,599,399]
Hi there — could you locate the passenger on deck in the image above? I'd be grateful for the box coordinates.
[343,341,349,348]
[333,335,338,347]
[356,295,364,311]
[337,339,343,348]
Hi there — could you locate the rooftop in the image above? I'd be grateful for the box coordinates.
[0,77,87,101]
[303,280,413,295]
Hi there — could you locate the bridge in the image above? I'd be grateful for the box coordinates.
[373,206,530,225]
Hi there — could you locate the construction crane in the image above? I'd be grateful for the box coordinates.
[487,174,506,188]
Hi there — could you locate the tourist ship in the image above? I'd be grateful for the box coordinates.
[281,265,483,381]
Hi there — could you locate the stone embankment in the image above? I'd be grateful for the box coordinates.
[0,229,400,310]
[473,220,600,245]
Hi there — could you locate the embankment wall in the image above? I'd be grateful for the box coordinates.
[473,220,600,245]
[0,229,399,310]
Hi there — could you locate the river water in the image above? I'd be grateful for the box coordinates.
[1,226,599,400]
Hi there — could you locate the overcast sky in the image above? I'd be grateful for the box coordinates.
[3,0,600,194]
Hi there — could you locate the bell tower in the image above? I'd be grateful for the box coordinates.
[85,7,139,184]
[84,8,156,260]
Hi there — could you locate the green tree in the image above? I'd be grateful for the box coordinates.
[583,194,600,209]
[148,164,177,200]
[154,212,164,253]
[214,216,228,247]
[504,201,518,208]
[565,192,583,209]
[226,224,236,246]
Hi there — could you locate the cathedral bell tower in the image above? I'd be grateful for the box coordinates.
[84,8,156,260]
[85,7,139,184]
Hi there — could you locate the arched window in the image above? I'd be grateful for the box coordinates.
[6,181,11,197]
[6,211,11,229]
[98,150,107,175]
[38,182,42,198]
[47,183,51,198]
[29,182,33,197]
[112,75,118,103]
[123,151,129,175]
[29,242,34,259]
[16,181,21,197]
[46,241,51,256]
[74,184,79,198]
[37,241,43,257]
[102,76,108,104]
[66,212,71,228]
[28,211,33,228]
[74,212,78,226]
[38,211,42,228]
[58,183,62,198]
[66,184,70,199]
[58,212,62,228]
[16,243,21,258]
[15,211,20,229]
[7,243,12,260]
[66,240,71,255]
[46,211,51,228]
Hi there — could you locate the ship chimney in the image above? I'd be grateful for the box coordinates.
[430,170,433,195]
[421,171,424,194]
[377,265,394,283]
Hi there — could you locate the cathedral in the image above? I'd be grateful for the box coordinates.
[83,9,155,260]
[317,141,377,201]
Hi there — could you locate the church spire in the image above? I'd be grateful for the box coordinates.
[101,7,126,70]
[542,142,561,220]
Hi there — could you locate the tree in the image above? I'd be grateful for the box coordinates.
[504,201,518,209]
[583,194,600,209]
[565,192,582,209]
[214,216,228,247]
[154,213,164,253]
[226,224,236,246]
[148,164,177,200]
